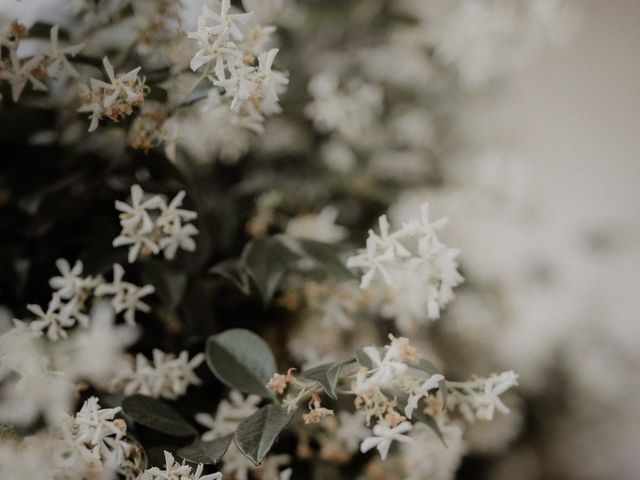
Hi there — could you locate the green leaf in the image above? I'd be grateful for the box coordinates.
[242,236,299,305]
[210,259,251,295]
[121,395,197,437]
[299,362,343,399]
[289,237,353,277]
[412,410,447,446]
[409,359,448,410]
[178,435,233,465]
[206,329,277,398]
[234,404,294,465]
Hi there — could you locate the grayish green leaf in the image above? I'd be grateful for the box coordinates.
[206,329,277,398]
[234,404,294,465]
[178,435,233,465]
[242,236,299,305]
[287,237,353,277]
[299,362,343,399]
[121,395,197,437]
[210,259,251,295]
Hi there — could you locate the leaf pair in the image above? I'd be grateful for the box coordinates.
[205,328,293,465]
[211,235,353,306]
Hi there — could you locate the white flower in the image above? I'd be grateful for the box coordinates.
[401,422,465,480]
[157,191,198,230]
[116,184,163,233]
[110,349,204,399]
[159,219,199,260]
[205,0,255,43]
[94,264,155,325]
[91,57,143,108]
[113,185,198,263]
[286,206,348,243]
[336,411,370,452]
[0,49,47,102]
[49,259,86,299]
[305,73,383,141]
[360,420,413,460]
[55,301,138,386]
[27,294,76,340]
[45,25,83,78]
[404,374,445,419]
[187,1,254,78]
[362,345,407,387]
[346,236,395,288]
[196,390,261,440]
[52,396,136,477]
[139,450,222,480]
[347,203,463,322]
[79,57,145,132]
[473,371,519,421]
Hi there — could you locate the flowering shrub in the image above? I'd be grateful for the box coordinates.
[0,0,574,478]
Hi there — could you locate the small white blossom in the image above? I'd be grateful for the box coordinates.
[79,56,145,132]
[362,345,408,388]
[27,294,76,340]
[52,396,137,478]
[45,25,83,78]
[159,218,199,260]
[196,390,261,440]
[0,49,47,102]
[360,420,413,460]
[139,450,222,480]
[286,206,348,243]
[404,374,445,419]
[347,203,463,323]
[447,371,519,423]
[94,263,155,325]
[113,185,199,263]
[336,411,370,452]
[110,349,204,399]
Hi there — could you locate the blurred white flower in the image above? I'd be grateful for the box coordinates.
[45,24,83,78]
[110,349,204,399]
[139,450,222,480]
[348,203,463,324]
[286,206,348,243]
[94,263,155,325]
[196,390,261,440]
[360,420,413,460]
[336,411,370,452]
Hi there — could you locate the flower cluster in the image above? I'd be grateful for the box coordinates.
[27,259,153,339]
[0,21,82,102]
[109,349,205,400]
[114,184,199,263]
[52,397,143,479]
[79,56,146,132]
[347,203,464,327]
[446,370,520,422]
[196,390,261,440]
[139,451,222,480]
[187,0,289,134]
[305,72,384,144]
[268,334,517,462]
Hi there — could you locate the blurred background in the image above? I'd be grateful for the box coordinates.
[435,0,640,477]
